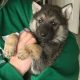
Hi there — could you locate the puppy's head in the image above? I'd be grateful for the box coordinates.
[30,4,72,43]
[30,4,72,74]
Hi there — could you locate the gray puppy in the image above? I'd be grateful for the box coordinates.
[29,4,73,75]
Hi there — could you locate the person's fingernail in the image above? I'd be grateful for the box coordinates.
[20,28,30,34]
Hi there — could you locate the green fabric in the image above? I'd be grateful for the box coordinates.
[0,37,4,48]
[0,0,32,80]
[0,0,32,48]
[0,63,23,80]
[31,32,79,80]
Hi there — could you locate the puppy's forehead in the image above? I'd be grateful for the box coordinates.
[34,12,56,21]
[34,6,62,20]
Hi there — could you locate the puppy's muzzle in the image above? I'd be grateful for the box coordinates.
[36,23,54,43]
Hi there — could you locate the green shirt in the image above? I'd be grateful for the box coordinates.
[0,0,79,80]
[0,0,32,48]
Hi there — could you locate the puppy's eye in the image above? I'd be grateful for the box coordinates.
[50,21,59,29]
[50,21,57,26]
[50,20,57,26]
[52,22,55,25]
[38,18,43,23]
[39,19,42,23]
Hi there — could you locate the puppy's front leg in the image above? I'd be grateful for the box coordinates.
[26,44,42,60]
[4,33,19,59]
[42,42,61,60]
[17,44,42,60]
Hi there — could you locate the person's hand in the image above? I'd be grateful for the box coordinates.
[9,30,36,75]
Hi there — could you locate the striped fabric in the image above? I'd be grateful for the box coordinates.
[0,49,6,66]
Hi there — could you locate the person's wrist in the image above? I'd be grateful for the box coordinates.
[9,56,32,75]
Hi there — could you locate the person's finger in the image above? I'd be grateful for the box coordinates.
[19,32,33,45]
[26,37,36,45]
[19,31,29,41]
[19,31,33,42]
[17,32,35,50]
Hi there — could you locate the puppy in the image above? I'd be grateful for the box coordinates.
[29,4,72,75]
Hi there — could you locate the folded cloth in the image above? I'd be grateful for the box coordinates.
[0,0,8,9]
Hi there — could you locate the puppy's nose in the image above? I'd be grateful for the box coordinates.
[40,33,46,37]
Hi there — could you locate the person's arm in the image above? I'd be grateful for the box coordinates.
[0,31,36,80]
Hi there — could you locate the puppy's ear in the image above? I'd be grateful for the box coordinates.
[32,1,41,14]
[62,3,73,20]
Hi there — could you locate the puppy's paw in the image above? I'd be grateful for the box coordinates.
[17,47,30,60]
[17,44,42,60]
[26,44,42,60]
[4,33,19,59]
